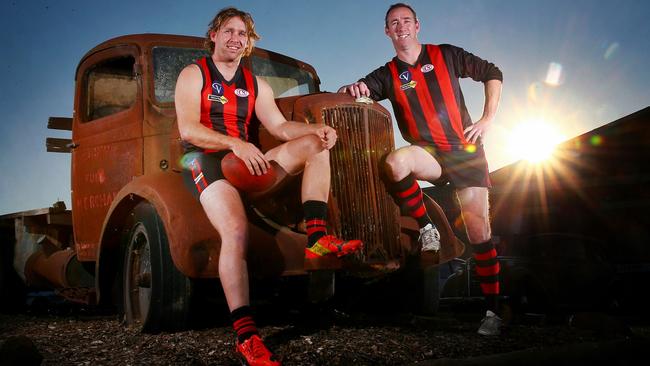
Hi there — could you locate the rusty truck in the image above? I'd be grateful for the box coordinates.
[0,34,463,332]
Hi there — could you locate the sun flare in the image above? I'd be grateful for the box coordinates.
[507,119,565,163]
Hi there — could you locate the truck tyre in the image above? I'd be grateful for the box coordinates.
[120,202,192,333]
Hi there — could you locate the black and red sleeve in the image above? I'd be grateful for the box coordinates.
[441,44,503,83]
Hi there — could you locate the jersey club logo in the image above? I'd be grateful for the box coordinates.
[234,88,250,97]
[208,82,228,104]
[399,71,417,90]
[421,64,434,73]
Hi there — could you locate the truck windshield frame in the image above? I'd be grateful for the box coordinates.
[151,46,319,106]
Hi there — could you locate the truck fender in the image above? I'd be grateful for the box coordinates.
[95,171,220,305]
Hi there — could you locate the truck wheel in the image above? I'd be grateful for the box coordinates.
[120,202,191,333]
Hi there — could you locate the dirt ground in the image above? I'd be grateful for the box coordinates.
[2,294,649,366]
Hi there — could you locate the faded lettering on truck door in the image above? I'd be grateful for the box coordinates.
[71,45,143,261]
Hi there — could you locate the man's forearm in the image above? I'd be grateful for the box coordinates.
[180,122,242,151]
[481,79,502,121]
[270,120,320,141]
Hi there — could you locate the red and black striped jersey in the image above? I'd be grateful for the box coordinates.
[183,56,259,153]
[361,44,502,151]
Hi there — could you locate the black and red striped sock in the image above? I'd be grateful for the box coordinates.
[389,174,432,228]
[472,239,500,313]
[231,305,258,343]
[303,200,328,248]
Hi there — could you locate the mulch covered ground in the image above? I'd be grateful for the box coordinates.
[2,297,649,365]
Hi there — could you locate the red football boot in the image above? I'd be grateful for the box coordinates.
[235,335,281,366]
[305,235,364,259]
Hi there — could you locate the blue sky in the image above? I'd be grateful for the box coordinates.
[1,0,649,214]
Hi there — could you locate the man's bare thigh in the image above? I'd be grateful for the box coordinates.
[199,180,248,234]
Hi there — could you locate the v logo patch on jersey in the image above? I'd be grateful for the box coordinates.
[399,70,417,90]
[208,81,228,104]
[211,82,223,95]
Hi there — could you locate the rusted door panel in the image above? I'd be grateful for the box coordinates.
[71,45,143,261]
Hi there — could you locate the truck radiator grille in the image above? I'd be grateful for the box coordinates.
[323,105,401,262]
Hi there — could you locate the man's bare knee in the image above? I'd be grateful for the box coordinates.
[301,134,325,156]
[269,135,328,175]
[384,150,411,181]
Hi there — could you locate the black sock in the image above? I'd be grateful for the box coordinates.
[388,174,433,228]
[231,305,258,343]
[303,200,328,247]
[472,240,500,314]
[485,295,499,315]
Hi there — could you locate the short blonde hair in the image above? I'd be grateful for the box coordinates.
[204,7,261,57]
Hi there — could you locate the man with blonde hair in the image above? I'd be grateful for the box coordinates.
[176,7,362,364]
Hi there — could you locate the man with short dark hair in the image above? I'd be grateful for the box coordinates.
[176,7,362,364]
[339,2,504,336]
